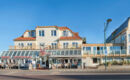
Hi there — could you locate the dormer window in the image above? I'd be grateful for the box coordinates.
[63,30,69,37]
[28,32,31,37]
[31,31,36,37]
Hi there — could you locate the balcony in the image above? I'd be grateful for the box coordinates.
[9,46,37,50]
[9,44,82,50]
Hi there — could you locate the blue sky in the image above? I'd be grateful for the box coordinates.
[0,0,130,50]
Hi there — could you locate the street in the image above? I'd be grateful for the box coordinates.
[0,74,130,80]
[0,70,130,80]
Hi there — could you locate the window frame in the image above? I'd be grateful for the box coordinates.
[51,30,57,36]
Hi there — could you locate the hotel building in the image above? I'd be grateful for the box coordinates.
[0,26,83,69]
[1,17,130,69]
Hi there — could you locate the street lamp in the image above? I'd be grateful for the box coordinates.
[104,18,112,70]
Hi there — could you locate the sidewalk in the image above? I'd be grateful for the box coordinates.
[52,65,130,73]
[0,65,130,73]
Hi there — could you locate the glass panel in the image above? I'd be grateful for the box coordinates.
[78,50,81,55]
[21,51,25,56]
[1,51,6,56]
[70,50,73,55]
[25,51,29,56]
[52,51,56,55]
[34,51,39,57]
[6,51,11,56]
[74,50,77,55]
[9,51,13,56]
[86,47,91,50]
[12,51,17,56]
[100,47,103,54]
[65,50,68,55]
[83,47,86,51]
[121,49,126,54]
[29,51,33,56]
[57,51,60,55]
[61,51,64,55]
[5,51,9,56]
[93,47,97,54]
[16,51,21,56]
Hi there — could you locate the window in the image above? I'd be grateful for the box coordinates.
[27,43,32,46]
[83,47,91,54]
[19,43,24,47]
[83,47,91,51]
[39,30,41,36]
[129,34,130,42]
[29,32,31,37]
[31,31,36,37]
[83,47,86,51]
[51,30,57,36]
[93,47,97,54]
[51,43,57,49]
[86,47,91,50]
[63,30,69,36]
[129,46,130,54]
[63,42,69,48]
[39,30,44,36]
[40,43,45,49]
[72,42,78,48]
[18,43,20,46]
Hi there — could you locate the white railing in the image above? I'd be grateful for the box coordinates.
[48,49,82,57]
[9,45,82,50]
[83,49,127,55]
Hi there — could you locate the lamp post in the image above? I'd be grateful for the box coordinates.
[104,18,112,70]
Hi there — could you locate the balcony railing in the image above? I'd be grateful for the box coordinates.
[9,45,82,50]
[9,46,37,50]
[83,49,127,55]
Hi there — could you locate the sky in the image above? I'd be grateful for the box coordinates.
[0,0,130,51]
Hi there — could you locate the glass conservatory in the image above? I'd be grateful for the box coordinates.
[0,49,82,69]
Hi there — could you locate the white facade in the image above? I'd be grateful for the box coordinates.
[13,26,83,50]
[35,27,60,49]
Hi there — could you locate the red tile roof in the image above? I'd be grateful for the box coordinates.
[59,36,82,40]
[59,32,82,40]
[14,37,36,41]
[36,26,73,33]
[36,26,58,28]
[14,26,82,41]
[58,27,73,33]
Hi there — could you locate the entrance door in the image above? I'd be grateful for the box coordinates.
[46,60,49,68]
[93,58,97,63]
[65,59,68,63]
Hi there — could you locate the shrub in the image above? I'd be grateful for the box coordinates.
[127,60,130,65]
[112,61,118,65]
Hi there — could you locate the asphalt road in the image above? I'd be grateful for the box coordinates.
[0,75,130,80]
[0,70,130,80]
